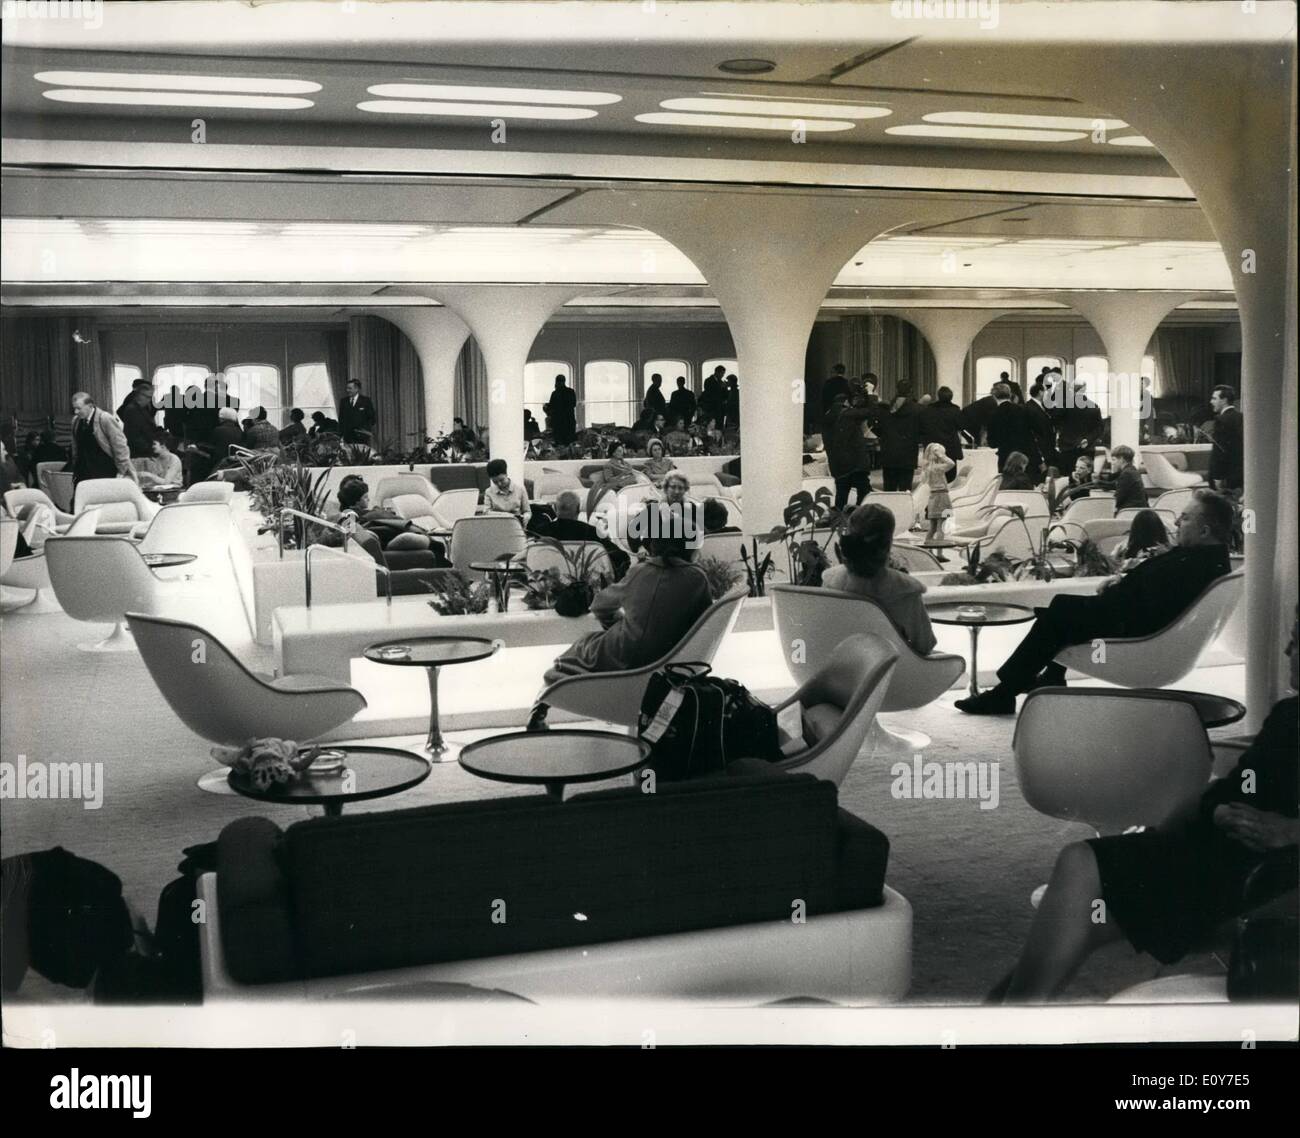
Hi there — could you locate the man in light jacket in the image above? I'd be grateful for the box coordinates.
[70,392,137,488]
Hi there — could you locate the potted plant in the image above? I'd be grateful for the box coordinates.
[241,448,332,549]
[523,537,613,616]
[754,488,848,590]
[695,555,744,600]
[424,571,492,614]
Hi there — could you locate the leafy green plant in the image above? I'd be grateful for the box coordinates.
[521,567,564,610]
[755,489,847,587]
[696,555,744,600]
[424,571,491,615]
[244,449,332,546]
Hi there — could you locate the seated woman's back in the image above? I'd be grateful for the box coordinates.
[588,555,713,671]
[823,501,937,655]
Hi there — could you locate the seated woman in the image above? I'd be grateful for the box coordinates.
[583,441,648,516]
[821,502,937,655]
[526,500,713,731]
[335,478,438,552]
[993,620,1299,1003]
[999,450,1038,491]
[133,434,183,489]
[1116,507,1171,571]
[481,458,528,517]
[641,438,676,485]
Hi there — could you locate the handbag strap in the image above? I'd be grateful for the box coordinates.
[663,661,712,682]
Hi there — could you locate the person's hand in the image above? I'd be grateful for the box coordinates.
[1213,804,1300,852]
[1098,573,1122,592]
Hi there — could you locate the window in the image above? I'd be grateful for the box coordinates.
[1025,356,1065,391]
[291,362,335,424]
[644,359,691,395]
[110,363,143,412]
[153,363,211,400]
[974,356,1016,399]
[582,359,635,427]
[1074,356,1110,418]
[223,363,281,426]
[701,358,738,384]
[1141,354,1160,397]
[524,361,573,424]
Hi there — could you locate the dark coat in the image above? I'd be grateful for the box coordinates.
[1113,465,1146,512]
[960,394,998,447]
[1025,398,1058,470]
[920,400,964,461]
[1209,405,1243,489]
[643,383,667,415]
[666,387,696,427]
[338,393,377,442]
[544,385,578,443]
[823,402,873,477]
[876,398,921,469]
[987,400,1039,471]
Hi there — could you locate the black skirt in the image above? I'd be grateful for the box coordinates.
[1089,826,1264,964]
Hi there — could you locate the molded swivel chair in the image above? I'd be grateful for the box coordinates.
[1054,570,1244,687]
[44,533,178,650]
[4,487,75,530]
[771,585,965,752]
[178,481,236,504]
[128,612,367,745]
[449,515,527,578]
[540,591,746,728]
[73,477,159,535]
[768,633,900,785]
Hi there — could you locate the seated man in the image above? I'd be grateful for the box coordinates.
[1108,444,1146,512]
[702,497,741,535]
[530,490,630,579]
[956,489,1234,715]
[481,458,528,517]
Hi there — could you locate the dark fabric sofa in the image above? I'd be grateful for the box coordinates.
[215,772,889,985]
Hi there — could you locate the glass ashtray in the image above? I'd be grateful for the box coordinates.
[375,644,412,661]
[956,605,987,622]
[307,749,347,776]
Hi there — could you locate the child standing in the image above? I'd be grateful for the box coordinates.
[921,442,955,545]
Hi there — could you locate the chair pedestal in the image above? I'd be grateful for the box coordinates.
[0,585,62,614]
[79,621,136,652]
[867,716,931,755]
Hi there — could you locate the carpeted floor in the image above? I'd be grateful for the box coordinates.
[1,584,1244,1007]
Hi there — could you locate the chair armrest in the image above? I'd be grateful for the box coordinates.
[215,817,296,984]
[540,666,660,727]
[267,673,365,696]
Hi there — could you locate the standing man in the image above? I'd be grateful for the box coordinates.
[1025,382,1058,476]
[920,386,964,483]
[117,380,159,461]
[338,379,376,444]
[1208,385,1243,495]
[666,375,696,427]
[987,382,1038,473]
[821,363,850,415]
[823,392,873,510]
[877,382,921,492]
[1051,370,1102,475]
[544,374,578,446]
[70,392,137,488]
[643,373,667,418]
[960,386,1000,449]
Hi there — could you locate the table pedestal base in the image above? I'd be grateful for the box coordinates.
[79,621,135,653]
[425,664,459,763]
[965,625,983,697]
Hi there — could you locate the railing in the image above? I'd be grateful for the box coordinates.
[303,543,393,609]
[277,507,350,561]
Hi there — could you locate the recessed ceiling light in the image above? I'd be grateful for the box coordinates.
[42,89,314,110]
[636,111,853,133]
[886,124,1087,142]
[358,100,598,120]
[661,97,889,120]
[367,83,619,105]
[923,111,1126,131]
[34,70,321,94]
[717,59,777,74]
[1109,135,1157,148]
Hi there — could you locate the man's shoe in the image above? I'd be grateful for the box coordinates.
[954,687,1017,715]
[1028,665,1068,691]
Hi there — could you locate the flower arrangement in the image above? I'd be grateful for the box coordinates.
[424,570,492,615]
[212,737,334,790]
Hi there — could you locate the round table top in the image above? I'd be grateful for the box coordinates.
[927,601,1036,626]
[469,560,526,573]
[140,552,198,567]
[1160,689,1248,729]
[364,635,500,667]
[224,745,430,807]
[459,729,650,788]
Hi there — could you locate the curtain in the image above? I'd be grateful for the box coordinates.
[0,313,109,421]
[347,316,423,449]
[324,329,350,410]
[1153,327,1218,400]
[840,315,936,399]
[454,338,489,430]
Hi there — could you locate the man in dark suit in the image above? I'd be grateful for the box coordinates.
[1025,382,1058,474]
[821,363,850,415]
[544,374,578,446]
[920,385,964,481]
[530,490,629,578]
[1050,371,1103,474]
[986,382,1039,472]
[117,380,159,459]
[666,375,696,427]
[877,382,921,491]
[956,490,1234,714]
[1109,445,1146,512]
[338,379,377,444]
[1208,385,1243,494]
[960,390,999,447]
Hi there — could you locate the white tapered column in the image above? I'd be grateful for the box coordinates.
[893,309,1012,402]
[377,307,470,442]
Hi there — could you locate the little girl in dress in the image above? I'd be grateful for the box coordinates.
[921,442,956,545]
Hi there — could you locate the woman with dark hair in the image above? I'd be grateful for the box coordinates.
[822,502,937,654]
[1119,508,1172,569]
[526,500,713,730]
[999,451,1038,491]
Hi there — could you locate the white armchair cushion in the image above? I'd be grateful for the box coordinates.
[390,493,437,521]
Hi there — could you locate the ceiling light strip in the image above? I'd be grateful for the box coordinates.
[43,90,314,110]
[358,100,597,120]
[34,70,321,94]
[367,83,619,105]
